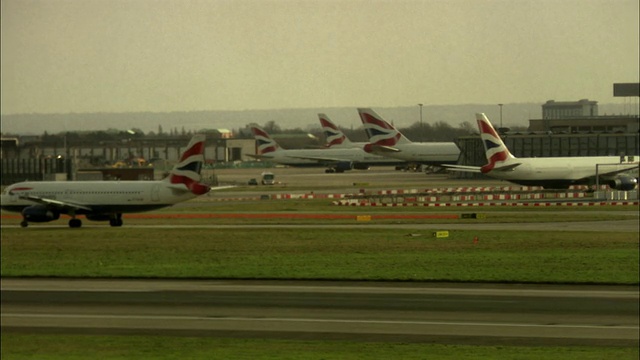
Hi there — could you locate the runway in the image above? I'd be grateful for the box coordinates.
[2,279,638,346]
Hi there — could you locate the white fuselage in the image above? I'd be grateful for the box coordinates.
[372,143,461,164]
[267,147,404,167]
[488,156,639,184]
[0,180,196,215]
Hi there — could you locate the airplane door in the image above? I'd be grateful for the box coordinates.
[151,184,160,202]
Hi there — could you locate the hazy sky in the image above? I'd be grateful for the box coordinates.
[1,0,638,115]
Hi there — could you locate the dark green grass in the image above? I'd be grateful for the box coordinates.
[2,228,637,283]
[2,334,638,360]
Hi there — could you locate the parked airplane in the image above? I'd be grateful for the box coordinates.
[1,134,220,228]
[318,113,367,149]
[358,108,461,168]
[247,126,403,172]
[443,113,639,189]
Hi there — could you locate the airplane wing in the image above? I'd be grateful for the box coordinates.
[597,163,639,177]
[245,154,274,160]
[285,155,354,164]
[444,163,521,173]
[209,185,236,191]
[369,145,401,153]
[18,194,93,212]
[442,164,482,173]
[492,163,522,172]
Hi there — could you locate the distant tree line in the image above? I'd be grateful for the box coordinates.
[10,119,528,148]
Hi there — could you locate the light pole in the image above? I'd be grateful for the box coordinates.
[498,103,504,129]
[418,103,423,142]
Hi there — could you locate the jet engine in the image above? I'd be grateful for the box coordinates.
[607,174,639,191]
[21,205,60,223]
[352,163,370,170]
[333,161,354,173]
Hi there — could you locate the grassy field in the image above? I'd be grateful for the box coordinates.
[2,334,639,360]
[1,226,638,283]
[1,202,638,359]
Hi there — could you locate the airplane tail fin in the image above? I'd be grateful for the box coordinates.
[251,126,281,155]
[318,113,352,148]
[358,108,411,149]
[476,113,516,173]
[164,134,210,195]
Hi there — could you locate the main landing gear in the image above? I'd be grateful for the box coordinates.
[109,213,123,227]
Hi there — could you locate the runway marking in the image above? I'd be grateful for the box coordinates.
[3,313,638,331]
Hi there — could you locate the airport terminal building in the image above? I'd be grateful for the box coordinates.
[454,85,639,175]
[0,135,256,185]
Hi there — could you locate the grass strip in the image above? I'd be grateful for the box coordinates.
[2,334,638,360]
[2,228,637,284]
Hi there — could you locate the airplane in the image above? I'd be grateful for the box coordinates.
[357,108,461,169]
[1,134,222,228]
[318,113,367,149]
[247,126,403,173]
[443,113,639,189]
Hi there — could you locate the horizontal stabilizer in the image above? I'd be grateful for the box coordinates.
[492,163,522,172]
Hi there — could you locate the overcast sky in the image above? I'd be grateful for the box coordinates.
[1,0,638,115]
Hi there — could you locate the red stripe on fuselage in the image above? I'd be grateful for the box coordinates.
[9,187,33,192]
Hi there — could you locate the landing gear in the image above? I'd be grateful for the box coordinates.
[109,213,123,227]
[68,218,82,228]
[20,220,28,228]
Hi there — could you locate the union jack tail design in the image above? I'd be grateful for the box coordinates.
[318,113,349,147]
[165,134,209,195]
[251,126,280,155]
[476,113,515,174]
[357,108,409,152]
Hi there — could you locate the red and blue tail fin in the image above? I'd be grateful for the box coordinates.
[318,113,351,148]
[476,113,516,173]
[251,126,280,155]
[358,108,411,152]
[165,134,209,195]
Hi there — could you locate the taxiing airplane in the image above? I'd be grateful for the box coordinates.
[1,135,221,228]
[358,108,461,167]
[443,113,639,189]
[247,126,403,172]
